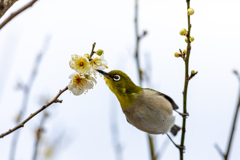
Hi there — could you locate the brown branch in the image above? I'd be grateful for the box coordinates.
[134,1,155,160]
[9,36,51,160]
[0,86,68,139]
[0,0,38,30]
[0,0,18,18]
[33,112,49,160]
[215,71,240,160]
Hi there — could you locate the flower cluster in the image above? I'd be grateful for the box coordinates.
[68,46,108,95]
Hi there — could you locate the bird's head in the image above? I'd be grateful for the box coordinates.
[97,70,142,107]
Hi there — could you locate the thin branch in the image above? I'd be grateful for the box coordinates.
[214,144,224,157]
[110,99,123,160]
[134,1,155,160]
[215,71,240,160]
[148,134,157,160]
[0,0,18,19]
[179,0,195,159]
[225,73,240,160]
[135,0,141,86]
[9,36,51,160]
[89,42,96,58]
[0,86,68,139]
[0,0,38,30]
[32,112,49,160]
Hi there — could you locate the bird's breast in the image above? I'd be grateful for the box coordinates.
[122,90,175,134]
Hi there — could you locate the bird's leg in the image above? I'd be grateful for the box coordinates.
[174,110,189,118]
[167,134,185,151]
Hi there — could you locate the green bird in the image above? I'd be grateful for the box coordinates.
[97,70,183,148]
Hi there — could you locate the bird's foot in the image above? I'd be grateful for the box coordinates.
[175,144,185,151]
[175,110,189,118]
[167,134,185,151]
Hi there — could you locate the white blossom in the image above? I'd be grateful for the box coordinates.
[90,55,108,76]
[69,54,91,74]
[68,72,96,95]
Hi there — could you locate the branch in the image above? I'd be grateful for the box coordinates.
[179,1,195,159]
[0,0,38,30]
[134,1,155,160]
[9,36,51,160]
[0,86,68,139]
[215,71,240,160]
[33,112,49,160]
[0,0,18,18]
[214,144,224,157]
[89,42,96,58]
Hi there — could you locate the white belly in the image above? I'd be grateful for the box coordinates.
[123,90,175,134]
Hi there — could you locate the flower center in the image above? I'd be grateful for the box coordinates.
[79,62,84,66]
[76,77,81,83]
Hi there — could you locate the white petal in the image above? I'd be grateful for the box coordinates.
[69,72,79,79]
[72,87,84,95]
[89,77,97,84]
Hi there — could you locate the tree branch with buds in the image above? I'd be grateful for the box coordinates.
[174,1,197,159]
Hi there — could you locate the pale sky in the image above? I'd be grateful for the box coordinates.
[0,0,240,160]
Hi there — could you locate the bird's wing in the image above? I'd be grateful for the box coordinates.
[145,88,179,110]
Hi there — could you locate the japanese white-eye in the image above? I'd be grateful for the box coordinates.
[97,70,181,136]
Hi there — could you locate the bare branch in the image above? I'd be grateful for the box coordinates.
[0,0,18,19]
[0,0,38,30]
[214,144,224,157]
[0,86,68,139]
[9,36,51,160]
[32,112,49,160]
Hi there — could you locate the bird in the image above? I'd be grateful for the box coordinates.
[97,69,184,149]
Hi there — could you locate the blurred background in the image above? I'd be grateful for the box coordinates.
[0,0,240,159]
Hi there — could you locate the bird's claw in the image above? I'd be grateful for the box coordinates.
[179,112,189,118]
[175,145,186,151]
[175,111,189,118]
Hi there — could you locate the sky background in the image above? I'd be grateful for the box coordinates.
[0,0,240,160]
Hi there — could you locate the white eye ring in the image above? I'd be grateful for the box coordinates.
[113,75,121,81]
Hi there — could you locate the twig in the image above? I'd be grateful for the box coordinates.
[215,71,240,160]
[134,1,155,160]
[0,86,68,139]
[110,99,123,160]
[0,0,38,30]
[179,1,195,160]
[135,0,142,86]
[32,112,49,160]
[214,144,224,157]
[89,42,96,58]
[9,36,51,160]
[0,0,18,18]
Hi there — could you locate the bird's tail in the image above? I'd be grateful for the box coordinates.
[170,125,181,136]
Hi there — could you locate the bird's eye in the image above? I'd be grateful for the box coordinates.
[113,75,121,81]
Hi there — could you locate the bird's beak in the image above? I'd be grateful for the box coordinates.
[96,69,110,78]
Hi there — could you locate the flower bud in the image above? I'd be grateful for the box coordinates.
[183,49,187,54]
[191,70,196,74]
[84,53,90,59]
[96,49,104,56]
[179,28,187,36]
[185,38,189,43]
[187,8,194,15]
[174,52,180,58]
[190,37,194,42]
